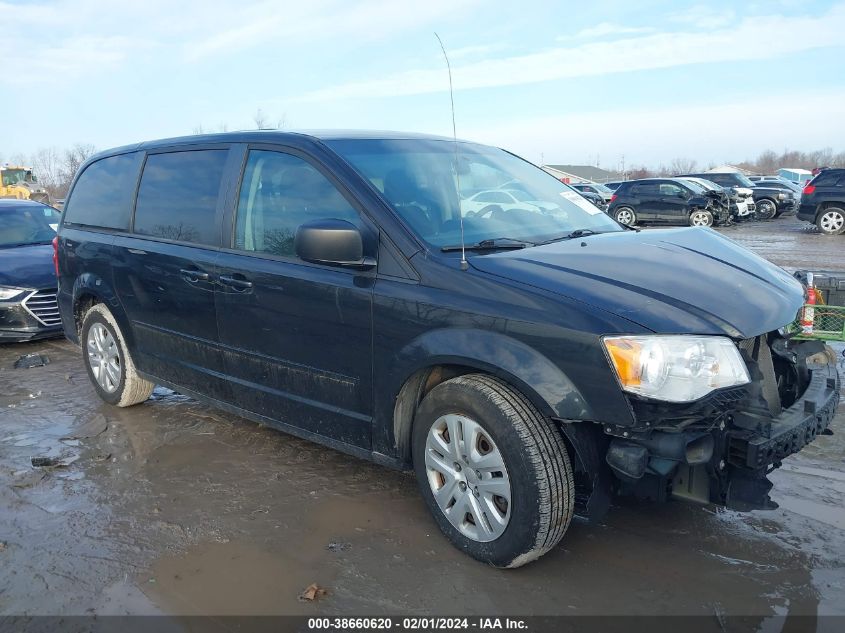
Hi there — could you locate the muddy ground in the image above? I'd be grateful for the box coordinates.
[1,216,844,622]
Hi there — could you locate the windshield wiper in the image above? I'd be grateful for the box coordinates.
[0,241,52,248]
[536,229,610,245]
[441,237,536,252]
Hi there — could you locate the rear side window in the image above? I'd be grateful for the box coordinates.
[631,183,659,196]
[133,150,228,245]
[63,152,143,230]
[812,171,845,187]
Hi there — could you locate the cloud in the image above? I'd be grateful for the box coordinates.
[294,4,845,102]
[669,6,737,29]
[183,0,481,61]
[559,22,655,40]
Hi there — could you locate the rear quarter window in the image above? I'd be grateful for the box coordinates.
[133,149,228,245]
[812,171,845,187]
[62,152,143,230]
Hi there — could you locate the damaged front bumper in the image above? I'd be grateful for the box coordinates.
[602,338,840,511]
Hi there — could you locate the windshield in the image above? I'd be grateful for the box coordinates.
[2,169,33,186]
[681,179,708,193]
[327,139,622,248]
[733,173,756,188]
[592,183,613,194]
[0,204,60,248]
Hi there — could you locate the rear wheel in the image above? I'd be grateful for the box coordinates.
[614,206,636,226]
[755,198,777,220]
[412,374,574,568]
[81,304,154,407]
[817,207,845,235]
[689,209,714,227]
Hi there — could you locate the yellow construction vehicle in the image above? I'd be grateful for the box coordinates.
[0,165,51,204]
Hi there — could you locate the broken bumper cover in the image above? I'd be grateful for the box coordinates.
[728,363,840,470]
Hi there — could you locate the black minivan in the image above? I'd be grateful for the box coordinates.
[57,131,839,568]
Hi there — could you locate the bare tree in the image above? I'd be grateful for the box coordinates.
[668,157,697,175]
[253,108,269,130]
[63,144,96,182]
[31,147,65,199]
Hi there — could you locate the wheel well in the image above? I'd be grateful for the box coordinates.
[73,293,99,336]
[392,364,580,471]
[820,202,845,212]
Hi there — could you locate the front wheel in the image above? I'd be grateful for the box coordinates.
[818,207,845,235]
[614,206,636,226]
[412,374,574,568]
[689,209,714,227]
[81,304,155,407]
[755,198,777,220]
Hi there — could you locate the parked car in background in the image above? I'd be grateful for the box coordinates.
[679,177,754,221]
[0,199,63,342]
[461,189,557,216]
[56,131,838,568]
[749,178,802,196]
[570,182,614,204]
[683,172,796,220]
[564,183,606,210]
[607,178,730,227]
[798,168,845,235]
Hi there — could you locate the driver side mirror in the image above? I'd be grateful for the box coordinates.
[295,219,376,269]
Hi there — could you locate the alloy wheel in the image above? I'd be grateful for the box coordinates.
[616,209,634,225]
[820,210,844,234]
[424,414,512,542]
[86,323,121,393]
[690,211,712,227]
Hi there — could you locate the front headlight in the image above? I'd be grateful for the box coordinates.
[0,286,28,301]
[603,335,750,402]
[777,192,786,200]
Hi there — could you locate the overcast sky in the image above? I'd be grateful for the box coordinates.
[2,0,844,170]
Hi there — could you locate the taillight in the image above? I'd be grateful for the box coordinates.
[52,236,59,277]
[610,194,618,203]
[803,184,815,195]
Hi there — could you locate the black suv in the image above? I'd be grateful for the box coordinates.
[683,172,796,219]
[606,178,729,227]
[56,131,839,568]
[798,168,845,235]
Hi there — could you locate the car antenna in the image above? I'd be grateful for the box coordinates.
[434,32,468,271]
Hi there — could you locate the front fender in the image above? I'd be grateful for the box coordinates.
[374,327,621,463]
[398,327,593,420]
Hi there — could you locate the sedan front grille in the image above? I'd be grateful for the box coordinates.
[22,289,61,327]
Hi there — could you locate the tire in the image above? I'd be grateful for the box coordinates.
[412,374,574,568]
[614,206,636,226]
[689,209,714,227]
[817,206,845,235]
[755,198,777,220]
[80,304,155,407]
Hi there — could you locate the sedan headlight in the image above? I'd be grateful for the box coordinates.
[603,335,750,402]
[0,286,28,301]
[777,192,786,200]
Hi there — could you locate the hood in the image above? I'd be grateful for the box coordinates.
[753,185,792,197]
[0,243,57,290]
[469,228,803,338]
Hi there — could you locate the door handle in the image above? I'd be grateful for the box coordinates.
[219,274,253,290]
[180,268,210,282]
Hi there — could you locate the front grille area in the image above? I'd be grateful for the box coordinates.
[22,289,61,326]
